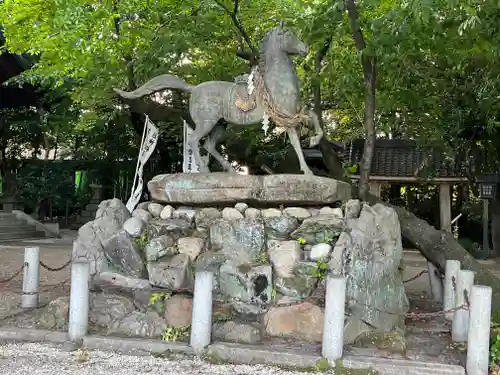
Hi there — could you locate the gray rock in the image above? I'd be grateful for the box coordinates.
[137,201,151,210]
[345,199,362,219]
[147,218,193,239]
[123,217,146,238]
[89,293,137,326]
[319,206,342,217]
[107,311,166,338]
[72,221,107,278]
[92,272,154,308]
[160,205,175,219]
[39,292,139,331]
[218,263,272,314]
[222,207,244,221]
[268,240,301,278]
[261,208,281,218]
[213,321,261,344]
[147,173,351,205]
[234,202,249,213]
[308,208,320,216]
[328,232,348,274]
[264,213,299,239]
[343,317,372,344]
[94,199,131,242]
[145,234,177,262]
[177,236,205,260]
[244,208,261,219]
[38,296,70,329]
[148,203,164,218]
[310,243,332,261]
[209,218,265,265]
[195,251,227,271]
[103,230,146,278]
[290,214,344,245]
[264,302,323,342]
[173,206,197,223]
[275,262,318,300]
[164,295,192,328]
[73,198,131,277]
[148,253,193,289]
[343,203,409,334]
[132,208,153,223]
[195,207,222,231]
[284,207,311,220]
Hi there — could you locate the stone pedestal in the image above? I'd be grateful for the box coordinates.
[147,173,351,205]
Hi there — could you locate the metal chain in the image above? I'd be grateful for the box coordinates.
[40,259,72,272]
[403,270,428,284]
[0,263,27,284]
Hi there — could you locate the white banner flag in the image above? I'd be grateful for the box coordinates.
[182,119,207,173]
[126,116,159,213]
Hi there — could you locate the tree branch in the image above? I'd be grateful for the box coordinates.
[345,0,376,200]
[214,0,258,57]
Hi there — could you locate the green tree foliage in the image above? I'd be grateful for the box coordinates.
[1,0,500,173]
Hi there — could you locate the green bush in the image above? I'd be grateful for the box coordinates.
[490,310,500,370]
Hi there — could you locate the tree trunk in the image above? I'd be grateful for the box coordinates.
[346,0,377,201]
[367,194,500,311]
[311,37,346,181]
[491,198,500,258]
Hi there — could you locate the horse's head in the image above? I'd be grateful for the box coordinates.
[263,23,308,57]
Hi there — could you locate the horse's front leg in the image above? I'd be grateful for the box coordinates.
[307,110,324,148]
[286,127,314,175]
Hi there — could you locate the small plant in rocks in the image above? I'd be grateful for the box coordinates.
[148,291,172,313]
[134,231,149,251]
[312,258,329,281]
[161,325,190,342]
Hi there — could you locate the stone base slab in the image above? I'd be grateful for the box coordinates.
[0,328,465,375]
[147,173,351,205]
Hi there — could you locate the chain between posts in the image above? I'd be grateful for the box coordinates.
[40,259,72,272]
[0,262,28,284]
[0,259,471,322]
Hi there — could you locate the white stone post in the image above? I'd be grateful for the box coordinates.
[427,261,443,302]
[21,246,40,308]
[451,269,474,342]
[466,285,492,375]
[322,275,346,361]
[68,261,90,341]
[190,271,214,354]
[443,260,460,320]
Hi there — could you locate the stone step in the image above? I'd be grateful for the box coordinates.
[0,225,37,234]
[0,230,46,241]
[0,219,30,227]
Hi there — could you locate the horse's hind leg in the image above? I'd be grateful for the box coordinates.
[203,125,236,173]
[286,127,314,175]
[189,119,216,173]
[307,110,324,147]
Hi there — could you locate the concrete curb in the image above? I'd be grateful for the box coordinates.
[0,328,465,375]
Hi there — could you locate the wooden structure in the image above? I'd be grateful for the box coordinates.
[0,30,41,210]
[304,138,470,232]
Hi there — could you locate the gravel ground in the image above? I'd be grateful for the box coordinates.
[0,342,340,375]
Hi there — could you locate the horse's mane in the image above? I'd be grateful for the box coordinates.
[258,27,279,76]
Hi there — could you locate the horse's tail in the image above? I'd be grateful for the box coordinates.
[113,74,193,99]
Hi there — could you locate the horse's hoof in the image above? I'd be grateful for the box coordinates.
[309,136,321,148]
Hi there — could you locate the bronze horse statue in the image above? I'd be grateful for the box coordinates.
[114,25,323,174]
